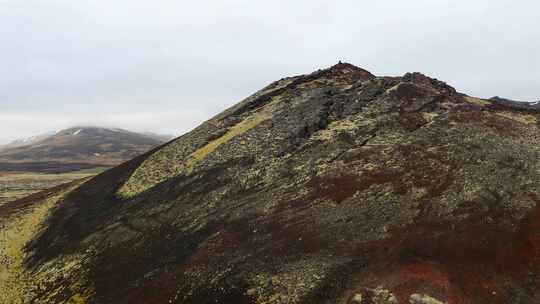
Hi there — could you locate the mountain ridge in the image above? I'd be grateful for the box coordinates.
[1,63,539,304]
[0,127,169,173]
[489,96,540,111]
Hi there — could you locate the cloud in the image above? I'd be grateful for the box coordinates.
[0,110,208,143]
[0,0,538,143]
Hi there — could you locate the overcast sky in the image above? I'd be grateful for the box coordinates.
[1,0,539,144]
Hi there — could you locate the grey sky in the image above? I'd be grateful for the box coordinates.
[1,0,539,143]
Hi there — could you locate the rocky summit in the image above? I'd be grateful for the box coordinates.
[1,63,539,304]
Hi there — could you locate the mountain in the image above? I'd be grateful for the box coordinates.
[489,96,540,111]
[0,127,168,173]
[1,63,539,304]
[0,131,55,151]
[142,131,174,142]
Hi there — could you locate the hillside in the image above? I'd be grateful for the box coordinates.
[489,96,540,111]
[0,132,55,151]
[0,127,168,173]
[1,63,539,304]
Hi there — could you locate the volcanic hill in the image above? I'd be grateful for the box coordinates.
[0,63,539,304]
[0,127,168,173]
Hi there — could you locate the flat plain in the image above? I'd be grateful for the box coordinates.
[0,167,108,206]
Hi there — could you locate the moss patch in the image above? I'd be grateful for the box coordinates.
[311,119,359,141]
[184,108,273,173]
[494,111,538,124]
[464,96,491,106]
[118,97,280,198]
[0,181,90,303]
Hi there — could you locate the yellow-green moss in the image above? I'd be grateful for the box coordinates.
[464,96,491,106]
[0,181,88,304]
[311,119,358,141]
[422,112,439,122]
[118,97,280,198]
[184,110,272,173]
[494,111,538,124]
[409,293,444,304]
[68,293,87,304]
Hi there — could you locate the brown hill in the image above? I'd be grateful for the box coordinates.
[0,127,168,173]
[489,96,540,111]
[0,63,539,304]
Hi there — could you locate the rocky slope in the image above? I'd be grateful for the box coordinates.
[1,63,539,304]
[0,127,168,173]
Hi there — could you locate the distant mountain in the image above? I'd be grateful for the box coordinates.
[489,96,540,111]
[0,131,55,151]
[141,131,174,142]
[0,127,168,173]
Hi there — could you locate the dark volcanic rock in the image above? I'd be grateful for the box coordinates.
[1,63,539,304]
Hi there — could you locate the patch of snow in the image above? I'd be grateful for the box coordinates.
[21,136,35,143]
[72,129,82,136]
[13,135,40,144]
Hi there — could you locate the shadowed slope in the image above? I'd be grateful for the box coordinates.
[3,63,539,304]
